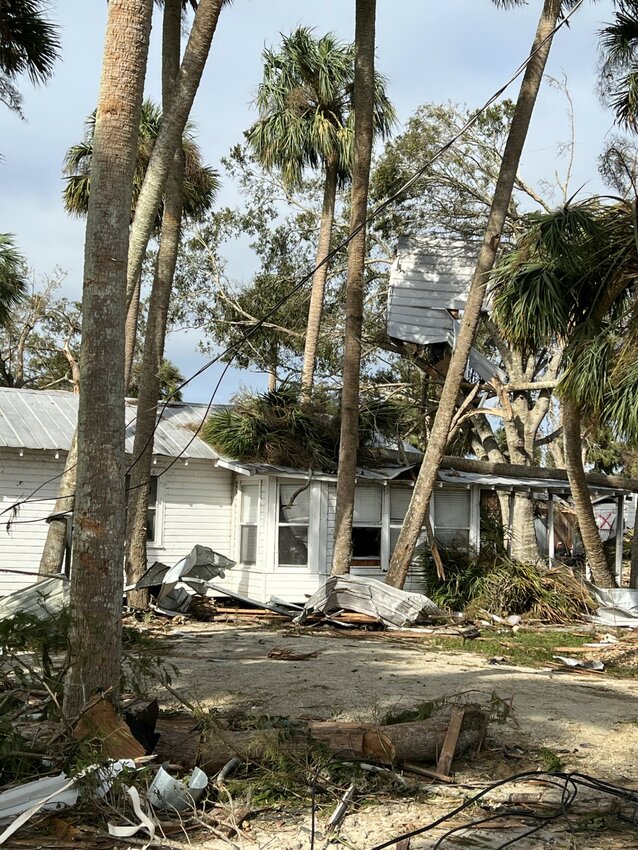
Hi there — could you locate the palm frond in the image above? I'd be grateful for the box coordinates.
[246,25,394,188]
[0,0,60,85]
[0,234,27,324]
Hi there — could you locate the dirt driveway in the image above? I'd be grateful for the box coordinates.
[141,618,638,849]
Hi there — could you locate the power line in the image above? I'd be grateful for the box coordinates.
[0,2,583,527]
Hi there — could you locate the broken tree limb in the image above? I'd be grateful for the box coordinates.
[441,456,638,493]
[198,710,487,773]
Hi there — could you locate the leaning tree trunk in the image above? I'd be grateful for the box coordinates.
[126,0,186,610]
[39,432,78,576]
[124,0,226,351]
[331,0,376,575]
[300,157,338,397]
[562,398,616,587]
[124,272,142,392]
[386,0,564,588]
[64,0,153,718]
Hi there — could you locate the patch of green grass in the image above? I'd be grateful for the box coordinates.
[417,629,591,668]
[537,747,563,772]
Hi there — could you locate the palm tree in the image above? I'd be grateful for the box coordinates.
[331,0,379,575]
[63,102,216,226]
[490,198,638,587]
[63,99,218,387]
[246,26,395,396]
[125,0,230,334]
[386,0,582,590]
[125,0,218,608]
[599,1,638,130]
[0,0,60,115]
[63,0,153,718]
[0,234,28,320]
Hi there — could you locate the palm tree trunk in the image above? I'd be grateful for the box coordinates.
[125,0,225,310]
[386,0,564,589]
[510,494,538,563]
[331,0,376,576]
[126,0,185,610]
[64,0,153,718]
[39,431,77,576]
[301,157,338,397]
[562,398,615,586]
[123,272,142,392]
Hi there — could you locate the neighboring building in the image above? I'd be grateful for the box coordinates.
[0,388,629,603]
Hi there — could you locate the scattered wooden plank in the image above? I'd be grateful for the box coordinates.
[436,706,465,776]
[403,763,454,783]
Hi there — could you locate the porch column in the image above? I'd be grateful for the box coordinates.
[506,491,514,557]
[547,493,555,566]
[615,494,625,586]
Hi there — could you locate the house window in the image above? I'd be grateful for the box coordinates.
[389,486,412,557]
[240,483,259,565]
[278,484,309,567]
[125,474,159,544]
[433,489,471,550]
[146,476,158,542]
[352,487,382,565]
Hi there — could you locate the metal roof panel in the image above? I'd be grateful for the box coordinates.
[0,388,219,460]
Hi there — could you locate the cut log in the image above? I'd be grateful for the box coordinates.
[198,709,487,773]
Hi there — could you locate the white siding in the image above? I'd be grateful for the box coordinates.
[0,450,234,597]
[0,451,65,592]
[148,458,233,566]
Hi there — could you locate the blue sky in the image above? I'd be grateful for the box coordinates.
[0,0,619,402]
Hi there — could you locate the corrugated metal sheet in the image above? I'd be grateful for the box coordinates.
[438,469,624,496]
[0,388,219,460]
[0,576,69,619]
[217,459,418,481]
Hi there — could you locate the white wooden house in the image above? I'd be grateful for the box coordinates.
[0,388,629,603]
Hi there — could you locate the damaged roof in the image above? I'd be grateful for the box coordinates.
[0,387,221,460]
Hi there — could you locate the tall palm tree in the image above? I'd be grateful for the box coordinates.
[63,0,153,719]
[331,0,379,574]
[125,0,217,609]
[62,98,218,386]
[0,0,60,115]
[246,26,395,396]
[386,0,582,590]
[491,198,638,587]
[125,0,230,328]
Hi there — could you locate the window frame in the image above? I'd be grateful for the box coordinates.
[432,486,473,552]
[351,486,384,567]
[126,473,162,546]
[238,482,260,566]
[276,482,311,568]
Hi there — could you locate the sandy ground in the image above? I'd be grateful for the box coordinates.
[133,618,638,849]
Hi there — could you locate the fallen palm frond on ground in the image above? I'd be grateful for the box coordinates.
[421,548,595,622]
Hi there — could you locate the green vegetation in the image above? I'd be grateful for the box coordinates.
[203,386,410,471]
[421,546,595,623]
